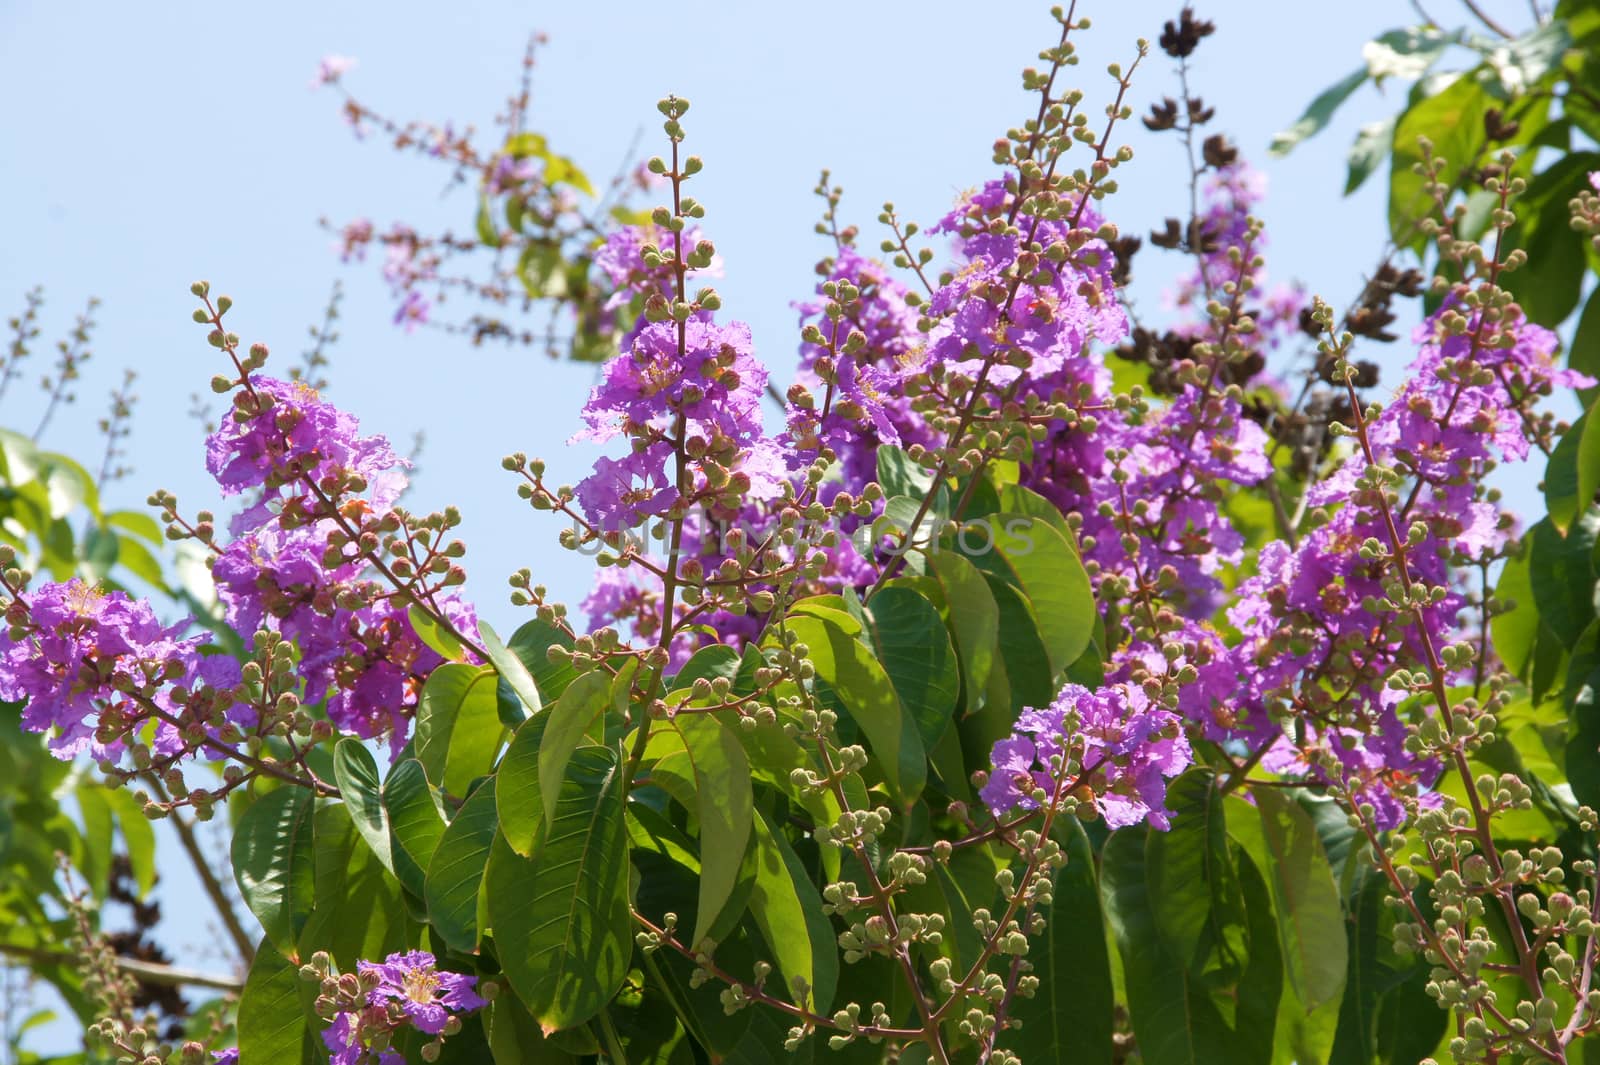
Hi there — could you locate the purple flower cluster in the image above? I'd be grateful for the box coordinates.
[1217,306,1587,826]
[0,580,240,763]
[207,375,475,753]
[206,377,405,517]
[321,951,485,1065]
[786,249,928,490]
[979,682,1191,829]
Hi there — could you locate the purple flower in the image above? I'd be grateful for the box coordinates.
[393,291,430,333]
[575,443,679,530]
[0,580,220,761]
[212,1051,239,1065]
[205,377,405,507]
[321,1009,403,1065]
[360,950,485,1036]
[311,54,356,87]
[982,682,1191,830]
[575,319,766,446]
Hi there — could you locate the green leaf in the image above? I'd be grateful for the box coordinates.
[1500,152,1600,326]
[863,586,958,749]
[425,777,499,952]
[509,618,578,701]
[236,937,316,1064]
[1570,286,1600,407]
[1328,871,1445,1065]
[1145,770,1246,978]
[538,670,614,827]
[1565,621,1600,810]
[746,808,837,1014]
[332,738,394,875]
[383,758,447,899]
[1491,540,1542,681]
[1103,825,1282,1065]
[495,711,550,856]
[1225,788,1347,1011]
[106,509,162,543]
[926,551,999,714]
[1270,67,1367,156]
[487,991,580,1065]
[652,715,754,947]
[230,786,316,956]
[1478,20,1572,93]
[480,619,542,719]
[1530,513,1600,647]
[409,604,467,661]
[416,663,506,798]
[1006,819,1113,1064]
[105,786,155,897]
[297,802,408,966]
[876,445,934,499]
[1547,410,1588,533]
[780,612,925,805]
[476,195,503,248]
[1363,26,1457,82]
[486,745,631,1033]
[955,514,1095,675]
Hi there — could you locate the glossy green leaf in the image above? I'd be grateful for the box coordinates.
[863,586,958,749]
[1006,818,1113,1064]
[508,618,578,703]
[1144,770,1244,974]
[1225,788,1347,1011]
[332,738,394,875]
[230,785,316,956]
[297,801,407,966]
[538,670,613,827]
[1270,67,1367,156]
[1571,286,1600,407]
[1363,26,1457,82]
[416,663,506,797]
[409,603,467,661]
[480,618,542,719]
[236,937,316,1064]
[486,745,631,1033]
[780,612,924,805]
[425,777,499,952]
[496,710,550,856]
[747,808,837,1014]
[1103,825,1282,1065]
[956,514,1094,675]
[652,715,753,947]
[487,991,580,1065]
[1490,548,1538,678]
[1548,409,1588,533]
[383,758,447,899]
[1530,512,1600,647]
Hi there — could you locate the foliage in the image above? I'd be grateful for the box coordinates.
[13,3,1600,1065]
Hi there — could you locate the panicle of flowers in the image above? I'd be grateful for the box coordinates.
[186,284,482,755]
[0,547,338,819]
[1223,295,1584,824]
[980,682,1191,829]
[785,232,929,501]
[304,950,486,1065]
[0,574,240,765]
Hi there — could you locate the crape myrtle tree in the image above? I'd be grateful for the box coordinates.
[6,2,1600,1063]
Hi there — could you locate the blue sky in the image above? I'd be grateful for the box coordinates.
[0,0,1548,1051]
